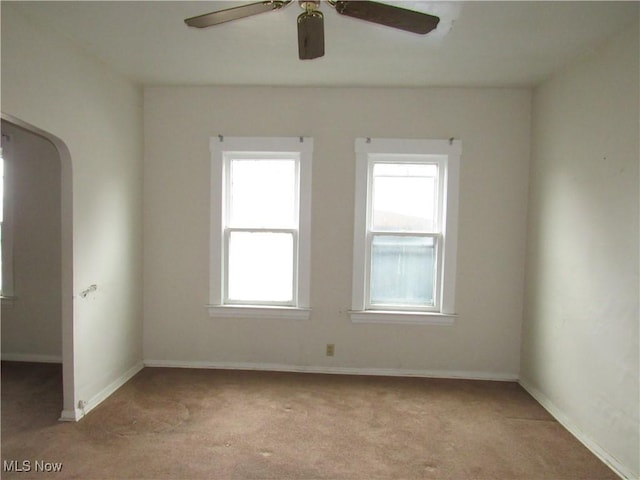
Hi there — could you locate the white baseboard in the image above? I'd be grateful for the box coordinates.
[1,353,62,363]
[143,359,518,382]
[58,409,81,422]
[59,361,144,422]
[519,378,636,480]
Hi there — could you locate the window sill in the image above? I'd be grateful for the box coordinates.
[206,305,311,320]
[1,296,16,307]
[349,310,456,325]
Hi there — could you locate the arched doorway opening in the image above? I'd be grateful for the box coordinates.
[0,115,75,420]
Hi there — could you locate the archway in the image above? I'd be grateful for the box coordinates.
[0,114,75,420]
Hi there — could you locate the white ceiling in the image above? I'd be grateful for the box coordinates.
[10,1,639,87]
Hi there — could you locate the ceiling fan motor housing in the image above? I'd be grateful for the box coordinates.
[299,1,320,11]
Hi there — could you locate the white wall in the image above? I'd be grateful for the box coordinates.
[143,86,531,378]
[521,21,639,479]
[1,121,62,362]
[1,4,144,419]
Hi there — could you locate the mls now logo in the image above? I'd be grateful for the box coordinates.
[3,459,63,473]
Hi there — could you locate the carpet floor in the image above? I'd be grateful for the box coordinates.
[1,361,617,479]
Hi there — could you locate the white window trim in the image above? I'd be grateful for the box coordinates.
[207,136,312,320]
[207,305,311,320]
[350,138,461,325]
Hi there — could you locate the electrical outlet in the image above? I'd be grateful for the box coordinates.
[326,344,335,356]
[78,400,86,410]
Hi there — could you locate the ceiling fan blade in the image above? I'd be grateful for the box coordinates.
[185,1,279,28]
[334,1,440,35]
[298,10,325,59]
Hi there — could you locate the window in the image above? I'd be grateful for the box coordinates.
[0,148,4,294]
[0,140,14,300]
[350,138,461,324]
[208,137,312,319]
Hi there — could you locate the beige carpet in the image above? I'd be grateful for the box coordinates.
[1,361,617,479]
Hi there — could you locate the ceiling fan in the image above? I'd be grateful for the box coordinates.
[184,1,440,60]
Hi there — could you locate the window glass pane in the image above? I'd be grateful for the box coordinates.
[230,159,296,228]
[372,163,437,232]
[228,231,293,303]
[370,235,435,307]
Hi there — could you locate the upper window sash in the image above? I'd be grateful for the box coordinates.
[367,157,445,235]
[223,152,300,229]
